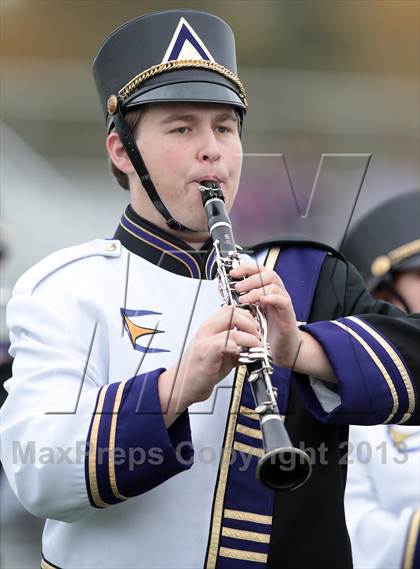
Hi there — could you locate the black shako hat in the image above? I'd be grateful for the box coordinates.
[92,10,246,232]
[93,10,247,130]
[342,191,420,291]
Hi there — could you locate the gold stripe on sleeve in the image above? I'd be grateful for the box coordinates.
[88,386,111,508]
[108,382,128,501]
[332,321,398,423]
[222,526,270,543]
[236,423,263,440]
[347,316,415,423]
[403,509,420,569]
[219,547,268,563]
[224,508,273,525]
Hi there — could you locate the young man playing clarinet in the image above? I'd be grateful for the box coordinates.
[1,10,419,569]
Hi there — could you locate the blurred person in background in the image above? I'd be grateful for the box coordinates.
[1,10,420,569]
[343,190,420,569]
[0,233,44,569]
[0,229,13,398]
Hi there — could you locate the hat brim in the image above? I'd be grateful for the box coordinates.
[367,253,420,292]
[393,253,420,273]
[127,80,244,109]
[107,67,246,130]
[107,81,244,131]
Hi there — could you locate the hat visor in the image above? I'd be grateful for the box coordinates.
[107,81,245,131]
[393,254,420,273]
[126,80,245,110]
[367,253,420,291]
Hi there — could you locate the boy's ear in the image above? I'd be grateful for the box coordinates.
[106,132,133,174]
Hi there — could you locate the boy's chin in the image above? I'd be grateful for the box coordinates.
[185,225,210,237]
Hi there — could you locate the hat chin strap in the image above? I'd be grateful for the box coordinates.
[113,109,192,232]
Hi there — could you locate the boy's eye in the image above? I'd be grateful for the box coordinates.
[174,126,189,134]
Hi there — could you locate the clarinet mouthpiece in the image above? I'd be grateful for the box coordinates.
[197,181,224,204]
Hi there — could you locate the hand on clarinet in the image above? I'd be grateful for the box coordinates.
[158,305,262,426]
[230,263,301,369]
[230,263,337,383]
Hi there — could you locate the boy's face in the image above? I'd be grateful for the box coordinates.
[375,269,420,313]
[393,269,420,312]
[129,102,243,234]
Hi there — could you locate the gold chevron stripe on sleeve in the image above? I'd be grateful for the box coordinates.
[236,423,263,440]
[233,441,264,458]
[108,382,129,501]
[403,509,420,569]
[222,526,270,544]
[332,321,398,423]
[88,386,111,508]
[219,547,268,563]
[224,508,273,524]
[347,316,415,423]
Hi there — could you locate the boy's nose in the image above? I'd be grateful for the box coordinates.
[197,132,221,163]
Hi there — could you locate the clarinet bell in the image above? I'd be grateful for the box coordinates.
[256,446,312,492]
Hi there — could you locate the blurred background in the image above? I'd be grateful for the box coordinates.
[0,1,418,566]
[1,0,419,287]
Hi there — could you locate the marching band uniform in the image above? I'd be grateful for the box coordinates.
[343,191,420,569]
[345,425,420,569]
[1,11,420,569]
[2,205,420,569]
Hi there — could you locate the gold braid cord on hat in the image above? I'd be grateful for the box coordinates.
[117,59,248,109]
[371,239,420,277]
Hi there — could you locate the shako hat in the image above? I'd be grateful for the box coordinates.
[342,190,420,291]
[92,10,246,232]
[93,10,247,130]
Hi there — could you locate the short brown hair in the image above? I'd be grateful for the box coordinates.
[109,107,147,190]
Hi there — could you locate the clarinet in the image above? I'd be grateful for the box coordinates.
[198,181,312,491]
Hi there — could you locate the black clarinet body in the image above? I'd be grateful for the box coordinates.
[198,181,312,491]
